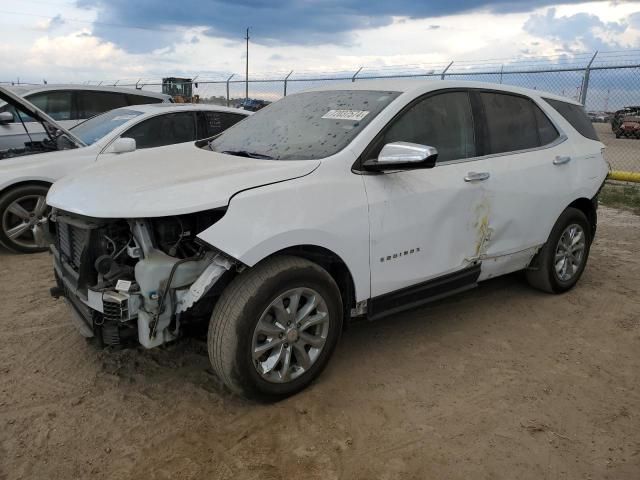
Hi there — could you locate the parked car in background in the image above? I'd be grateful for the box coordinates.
[611,106,640,135]
[239,98,270,111]
[587,111,609,123]
[0,86,249,253]
[617,115,640,138]
[0,85,172,150]
[47,80,607,401]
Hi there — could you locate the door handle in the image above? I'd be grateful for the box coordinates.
[464,171,490,182]
[553,155,572,165]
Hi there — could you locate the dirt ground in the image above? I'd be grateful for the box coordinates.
[596,122,640,173]
[1,206,639,480]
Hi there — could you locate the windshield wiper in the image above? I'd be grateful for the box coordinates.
[221,150,274,160]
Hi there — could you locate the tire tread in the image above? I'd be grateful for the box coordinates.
[526,207,592,294]
[208,255,339,398]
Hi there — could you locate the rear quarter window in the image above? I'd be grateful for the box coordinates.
[543,98,599,141]
[77,91,128,119]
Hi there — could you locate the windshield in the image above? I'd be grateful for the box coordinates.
[70,109,143,145]
[209,90,400,160]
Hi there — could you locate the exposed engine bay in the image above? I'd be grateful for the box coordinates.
[0,139,58,160]
[50,208,236,348]
[0,126,80,159]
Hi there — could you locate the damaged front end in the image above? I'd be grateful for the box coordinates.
[50,209,237,348]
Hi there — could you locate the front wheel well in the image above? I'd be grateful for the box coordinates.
[567,197,597,235]
[264,245,356,321]
[195,246,356,329]
[0,180,52,198]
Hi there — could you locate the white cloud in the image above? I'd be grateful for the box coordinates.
[2,1,640,85]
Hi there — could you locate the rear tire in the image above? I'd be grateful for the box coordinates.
[0,184,50,254]
[208,255,343,401]
[526,207,592,294]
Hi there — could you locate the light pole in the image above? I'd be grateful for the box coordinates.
[245,27,250,101]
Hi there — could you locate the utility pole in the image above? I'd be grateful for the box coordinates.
[245,27,250,100]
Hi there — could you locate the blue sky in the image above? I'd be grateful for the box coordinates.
[0,1,639,83]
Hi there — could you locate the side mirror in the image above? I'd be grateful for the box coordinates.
[111,137,136,154]
[0,111,14,124]
[363,142,438,172]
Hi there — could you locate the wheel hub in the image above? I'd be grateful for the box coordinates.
[285,328,299,343]
[252,287,330,384]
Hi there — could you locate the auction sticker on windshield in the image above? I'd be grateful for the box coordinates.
[321,110,369,121]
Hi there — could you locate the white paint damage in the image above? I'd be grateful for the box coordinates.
[175,254,235,314]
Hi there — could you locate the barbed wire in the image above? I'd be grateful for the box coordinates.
[6,49,640,86]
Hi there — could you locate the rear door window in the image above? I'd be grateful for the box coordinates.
[26,91,75,121]
[480,92,540,154]
[196,111,247,138]
[121,112,196,149]
[542,98,599,141]
[371,91,476,162]
[77,91,128,119]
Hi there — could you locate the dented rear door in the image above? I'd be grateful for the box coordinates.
[469,91,579,280]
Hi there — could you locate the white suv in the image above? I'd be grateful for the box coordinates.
[46,80,608,401]
[0,85,171,150]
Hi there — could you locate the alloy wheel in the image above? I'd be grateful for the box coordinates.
[1,194,48,249]
[554,223,586,282]
[252,287,330,383]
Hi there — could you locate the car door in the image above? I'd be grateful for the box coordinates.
[103,111,196,155]
[362,90,492,304]
[467,90,577,280]
[0,104,45,149]
[26,90,77,130]
[0,90,75,149]
[0,90,76,149]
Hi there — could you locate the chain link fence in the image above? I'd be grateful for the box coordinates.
[10,51,640,178]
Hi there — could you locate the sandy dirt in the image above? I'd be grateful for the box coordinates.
[1,206,639,480]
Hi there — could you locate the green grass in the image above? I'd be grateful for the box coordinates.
[599,182,640,214]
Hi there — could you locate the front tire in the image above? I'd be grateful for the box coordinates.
[0,184,50,254]
[208,255,343,401]
[526,207,592,294]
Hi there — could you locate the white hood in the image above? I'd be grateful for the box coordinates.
[47,143,320,218]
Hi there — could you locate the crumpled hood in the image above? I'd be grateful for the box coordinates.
[47,143,320,218]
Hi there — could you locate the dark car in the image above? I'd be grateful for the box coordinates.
[239,98,271,112]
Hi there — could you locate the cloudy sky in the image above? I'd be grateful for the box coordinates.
[1,0,639,83]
